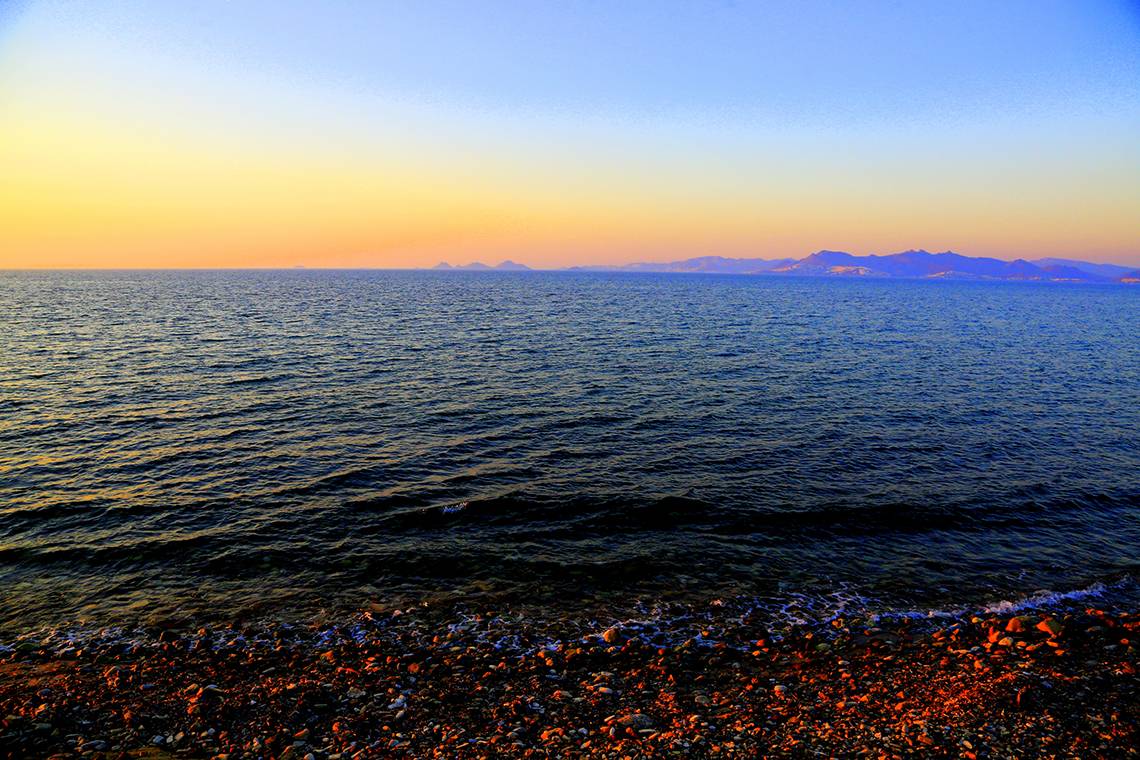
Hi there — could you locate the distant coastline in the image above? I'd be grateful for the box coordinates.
[432,250,1140,283]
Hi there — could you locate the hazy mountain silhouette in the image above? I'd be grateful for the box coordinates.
[569,255,794,273]
[777,249,1040,278]
[432,251,1136,282]
[433,261,530,271]
[1031,258,1135,279]
[771,249,1135,282]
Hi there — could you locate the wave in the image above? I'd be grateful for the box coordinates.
[343,487,1139,537]
[3,576,1135,656]
[980,583,1112,615]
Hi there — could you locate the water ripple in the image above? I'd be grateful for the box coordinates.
[0,269,1137,631]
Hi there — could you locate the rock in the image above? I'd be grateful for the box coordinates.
[616,713,655,730]
[602,628,621,645]
[1006,616,1034,633]
[1037,618,1063,638]
[773,684,788,697]
[997,637,1014,647]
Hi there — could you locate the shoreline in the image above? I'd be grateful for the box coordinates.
[1,603,1136,758]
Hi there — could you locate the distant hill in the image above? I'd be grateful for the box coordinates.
[429,252,1137,282]
[1032,258,1135,279]
[432,261,530,271]
[769,249,1136,282]
[569,255,794,274]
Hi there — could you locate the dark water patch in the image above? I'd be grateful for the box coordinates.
[0,270,1137,632]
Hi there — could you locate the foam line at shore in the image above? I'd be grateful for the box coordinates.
[2,577,1134,658]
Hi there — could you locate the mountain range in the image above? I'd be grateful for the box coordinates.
[572,250,1138,282]
[433,260,531,271]
[430,251,1138,283]
[568,255,795,274]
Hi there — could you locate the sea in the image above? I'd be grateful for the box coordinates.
[1,269,1138,637]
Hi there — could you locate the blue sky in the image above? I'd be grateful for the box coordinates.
[1,0,1138,267]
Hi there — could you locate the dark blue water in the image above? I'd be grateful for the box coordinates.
[1,270,1138,632]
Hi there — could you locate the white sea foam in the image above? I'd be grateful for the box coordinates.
[5,576,1135,657]
[981,583,1108,614]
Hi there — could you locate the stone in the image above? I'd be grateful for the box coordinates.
[1006,616,1034,633]
[616,713,655,730]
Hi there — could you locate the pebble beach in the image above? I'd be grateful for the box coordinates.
[1,601,1136,759]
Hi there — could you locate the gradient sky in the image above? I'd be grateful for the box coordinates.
[1,1,1138,269]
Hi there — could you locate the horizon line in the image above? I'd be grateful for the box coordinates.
[5,249,1138,273]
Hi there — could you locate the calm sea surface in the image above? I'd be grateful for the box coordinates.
[1,270,1138,633]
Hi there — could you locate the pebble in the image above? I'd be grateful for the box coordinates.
[0,605,1135,759]
[615,713,655,729]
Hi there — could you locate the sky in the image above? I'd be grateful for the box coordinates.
[0,0,1138,269]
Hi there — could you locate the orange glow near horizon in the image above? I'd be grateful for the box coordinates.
[1,2,1138,269]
